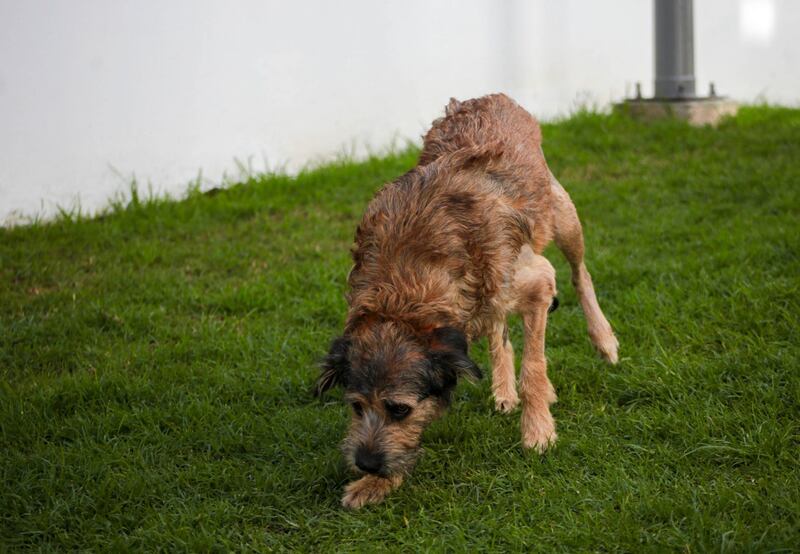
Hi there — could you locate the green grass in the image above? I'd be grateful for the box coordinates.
[2,106,799,552]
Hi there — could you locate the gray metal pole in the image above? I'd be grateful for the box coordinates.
[654,0,695,99]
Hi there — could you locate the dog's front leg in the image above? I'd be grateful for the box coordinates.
[489,321,519,413]
[341,474,403,509]
[519,303,558,453]
[514,251,559,452]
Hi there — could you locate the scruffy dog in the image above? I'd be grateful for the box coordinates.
[316,93,618,509]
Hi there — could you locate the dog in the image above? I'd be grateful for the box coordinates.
[315,93,618,509]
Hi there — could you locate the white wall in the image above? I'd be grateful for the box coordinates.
[1,0,798,223]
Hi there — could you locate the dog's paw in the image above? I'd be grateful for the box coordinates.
[590,328,619,364]
[597,335,619,364]
[494,392,520,414]
[341,475,401,509]
[521,411,557,454]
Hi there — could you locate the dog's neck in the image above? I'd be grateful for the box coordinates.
[345,263,462,334]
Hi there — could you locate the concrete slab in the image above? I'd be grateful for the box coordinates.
[615,97,739,126]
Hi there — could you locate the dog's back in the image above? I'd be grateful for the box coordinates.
[419,93,544,172]
[418,94,556,252]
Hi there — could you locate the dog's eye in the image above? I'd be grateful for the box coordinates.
[351,402,364,417]
[385,402,411,420]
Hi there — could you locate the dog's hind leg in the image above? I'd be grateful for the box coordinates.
[513,247,558,452]
[489,321,518,413]
[549,169,619,364]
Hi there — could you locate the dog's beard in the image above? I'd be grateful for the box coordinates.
[342,441,420,478]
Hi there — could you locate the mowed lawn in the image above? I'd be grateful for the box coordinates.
[1,107,799,552]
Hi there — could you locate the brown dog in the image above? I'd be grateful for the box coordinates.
[316,93,618,509]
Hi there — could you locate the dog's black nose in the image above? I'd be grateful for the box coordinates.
[548,296,559,314]
[355,447,384,474]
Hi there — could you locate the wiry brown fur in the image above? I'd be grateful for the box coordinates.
[347,95,553,339]
[318,93,618,509]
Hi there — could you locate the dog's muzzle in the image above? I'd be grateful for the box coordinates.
[355,446,385,474]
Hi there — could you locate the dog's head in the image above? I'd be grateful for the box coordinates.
[315,320,481,477]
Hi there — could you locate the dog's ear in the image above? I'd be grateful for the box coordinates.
[315,336,351,396]
[426,327,482,397]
